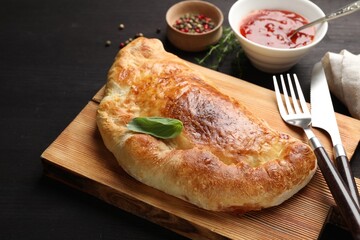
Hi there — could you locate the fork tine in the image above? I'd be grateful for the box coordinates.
[280,74,294,115]
[293,74,310,114]
[273,76,288,118]
[287,74,302,114]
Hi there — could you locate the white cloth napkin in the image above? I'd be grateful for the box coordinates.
[321,50,360,120]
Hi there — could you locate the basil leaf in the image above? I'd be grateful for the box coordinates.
[127,117,183,139]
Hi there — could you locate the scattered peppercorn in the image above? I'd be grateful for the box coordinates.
[105,40,111,47]
[118,23,125,30]
[134,32,144,38]
[119,33,145,49]
[156,28,161,34]
[173,13,215,34]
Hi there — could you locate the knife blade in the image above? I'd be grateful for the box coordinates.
[311,62,360,206]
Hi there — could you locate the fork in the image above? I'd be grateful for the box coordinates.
[273,74,360,239]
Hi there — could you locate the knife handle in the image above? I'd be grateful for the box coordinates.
[336,154,360,207]
[310,137,360,239]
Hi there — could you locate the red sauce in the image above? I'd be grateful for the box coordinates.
[240,9,315,49]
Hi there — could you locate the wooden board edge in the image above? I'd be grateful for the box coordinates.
[92,87,104,104]
[41,158,230,240]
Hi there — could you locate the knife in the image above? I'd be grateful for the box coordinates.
[311,62,360,207]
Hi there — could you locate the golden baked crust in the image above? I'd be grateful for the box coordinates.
[97,37,317,212]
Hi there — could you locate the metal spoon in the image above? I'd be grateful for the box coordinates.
[288,0,360,39]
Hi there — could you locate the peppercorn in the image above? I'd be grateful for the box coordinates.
[173,13,216,34]
[105,40,111,47]
[119,33,147,49]
[118,23,125,30]
[134,33,144,38]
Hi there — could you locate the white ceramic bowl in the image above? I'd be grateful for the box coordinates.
[228,0,328,73]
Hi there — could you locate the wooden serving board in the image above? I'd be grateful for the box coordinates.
[41,63,360,240]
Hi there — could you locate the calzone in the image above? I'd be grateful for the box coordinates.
[97,37,317,212]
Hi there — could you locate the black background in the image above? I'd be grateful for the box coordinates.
[1,0,359,239]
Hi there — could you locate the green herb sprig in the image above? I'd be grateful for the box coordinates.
[195,27,247,77]
[127,117,183,139]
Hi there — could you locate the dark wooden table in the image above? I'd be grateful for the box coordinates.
[1,0,359,239]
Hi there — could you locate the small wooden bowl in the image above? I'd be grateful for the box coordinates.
[166,0,223,52]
